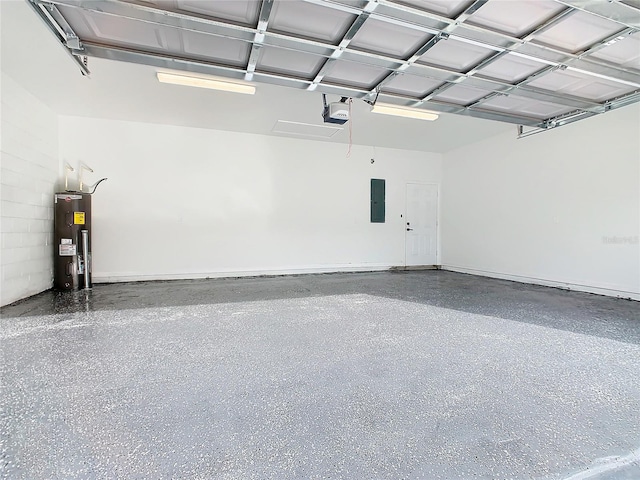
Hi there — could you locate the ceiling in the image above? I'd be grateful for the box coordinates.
[22,0,640,136]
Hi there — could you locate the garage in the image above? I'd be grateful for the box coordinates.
[1,0,639,478]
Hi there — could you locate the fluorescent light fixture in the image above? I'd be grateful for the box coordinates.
[156,72,256,95]
[371,103,439,121]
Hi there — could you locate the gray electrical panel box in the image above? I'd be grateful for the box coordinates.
[371,179,385,223]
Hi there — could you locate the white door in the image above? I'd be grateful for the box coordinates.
[405,183,438,266]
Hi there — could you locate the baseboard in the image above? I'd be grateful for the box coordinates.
[390,265,439,271]
[92,264,397,283]
[441,265,640,301]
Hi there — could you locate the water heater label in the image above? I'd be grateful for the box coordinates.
[74,212,85,225]
[61,238,72,245]
[59,244,77,256]
[55,194,82,203]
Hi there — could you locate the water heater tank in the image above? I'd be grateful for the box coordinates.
[53,193,92,290]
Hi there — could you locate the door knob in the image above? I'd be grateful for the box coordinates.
[406,228,413,231]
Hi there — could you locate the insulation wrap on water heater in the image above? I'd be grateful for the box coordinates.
[54,193,92,290]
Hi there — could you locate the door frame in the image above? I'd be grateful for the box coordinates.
[404,182,439,267]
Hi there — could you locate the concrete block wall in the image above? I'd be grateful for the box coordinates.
[1,73,59,306]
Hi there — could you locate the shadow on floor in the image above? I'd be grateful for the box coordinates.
[1,270,639,345]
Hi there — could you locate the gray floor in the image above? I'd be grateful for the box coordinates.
[1,271,639,479]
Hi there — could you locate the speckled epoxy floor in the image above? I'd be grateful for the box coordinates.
[1,271,639,479]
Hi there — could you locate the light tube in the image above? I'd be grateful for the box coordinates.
[371,103,439,121]
[157,72,256,95]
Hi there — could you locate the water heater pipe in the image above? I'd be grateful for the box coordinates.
[64,163,75,191]
[79,163,94,192]
[81,229,90,289]
[89,178,108,194]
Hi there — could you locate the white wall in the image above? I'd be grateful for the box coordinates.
[441,104,640,300]
[59,116,441,282]
[1,73,59,306]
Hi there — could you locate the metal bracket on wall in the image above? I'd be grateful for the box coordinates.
[27,0,90,76]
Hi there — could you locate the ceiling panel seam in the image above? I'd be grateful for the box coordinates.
[467,26,640,110]
[28,0,640,132]
[245,0,275,81]
[42,0,640,88]
[42,0,629,111]
[374,0,640,107]
[305,0,640,110]
[519,7,576,42]
[80,38,628,125]
[552,0,640,30]
[572,26,638,63]
[76,41,545,127]
[307,0,378,91]
[357,0,640,80]
[365,0,490,101]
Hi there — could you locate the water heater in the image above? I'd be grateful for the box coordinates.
[54,193,92,290]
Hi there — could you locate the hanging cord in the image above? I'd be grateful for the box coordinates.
[347,98,353,157]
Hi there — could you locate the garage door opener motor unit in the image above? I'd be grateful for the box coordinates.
[322,94,350,125]
[54,164,107,291]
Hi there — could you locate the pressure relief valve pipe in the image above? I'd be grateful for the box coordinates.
[81,229,90,289]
